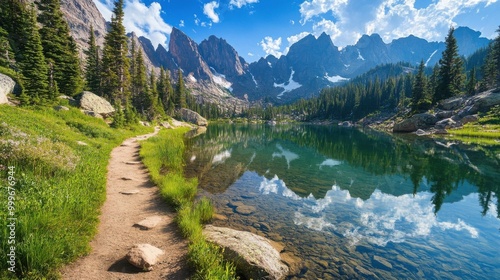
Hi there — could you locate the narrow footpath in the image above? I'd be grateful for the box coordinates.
[61,127,191,280]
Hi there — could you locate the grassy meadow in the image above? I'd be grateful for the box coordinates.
[0,104,152,279]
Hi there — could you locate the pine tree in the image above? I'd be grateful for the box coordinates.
[412,61,430,112]
[466,67,477,95]
[0,26,14,68]
[157,67,175,115]
[84,25,101,94]
[37,0,83,97]
[175,69,186,109]
[131,48,148,114]
[15,4,49,105]
[101,0,130,102]
[494,26,500,90]
[112,99,125,128]
[436,27,464,102]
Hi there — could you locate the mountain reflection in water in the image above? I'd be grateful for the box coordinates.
[184,124,500,279]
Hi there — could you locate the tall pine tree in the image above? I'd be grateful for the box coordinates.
[37,0,83,96]
[412,61,430,112]
[84,25,101,94]
[494,26,500,89]
[436,27,464,102]
[15,3,49,105]
[175,69,186,109]
[101,0,130,102]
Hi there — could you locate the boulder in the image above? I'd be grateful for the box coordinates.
[435,118,460,129]
[461,114,479,124]
[393,113,438,132]
[126,244,164,271]
[0,73,15,104]
[470,90,500,111]
[439,96,464,110]
[178,108,208,126]
[82,110,103,119]
[77,91,115,117]
[435,110,454,120]
[134,216,162,230]
[54,105,70,111]
[203,225,289,280]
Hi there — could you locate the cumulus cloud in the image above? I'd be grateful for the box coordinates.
[229,0,259,9]
[312,18,342,39]
[179,20,185,27]
[123,0,172,48]
[298,0,498,48]
[94,0,171,48]
[284,32,310,54]
[204,1,220,23]
[260,36,283,58]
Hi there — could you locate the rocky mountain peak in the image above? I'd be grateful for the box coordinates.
[169,27,212,80]
[199,35,246,77]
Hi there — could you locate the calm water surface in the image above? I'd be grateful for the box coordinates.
[184,124,500,279]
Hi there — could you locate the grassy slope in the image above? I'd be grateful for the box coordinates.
[0,105,152,279]
[444,105,500,146]
[140,129,237,280]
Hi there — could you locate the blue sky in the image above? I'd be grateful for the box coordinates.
[94,0,500,62]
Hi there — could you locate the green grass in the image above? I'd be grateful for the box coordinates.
[0,105,152,279]
[140,129,237,280]
[444,106,500,146]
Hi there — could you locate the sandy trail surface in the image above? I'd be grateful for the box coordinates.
[61,127,191,279]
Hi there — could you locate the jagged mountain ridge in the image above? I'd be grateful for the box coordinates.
[57,0,491,106]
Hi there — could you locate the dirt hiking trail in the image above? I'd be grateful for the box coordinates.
[61,127,191,280]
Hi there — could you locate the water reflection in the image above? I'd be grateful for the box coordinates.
[184,124,500,279]
[185,124,500,217]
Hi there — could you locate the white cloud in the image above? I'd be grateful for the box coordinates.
[123,1,172,48]
[179,20,185,27]
[260,36,283,58]
[204,1,220,23]
[94,0,171,48]
[248,52,254,56]
[229,0,259,9]
[284,32,310,54]
[312,18,342,39]
[297,0,498,48]
[299,0,349,24]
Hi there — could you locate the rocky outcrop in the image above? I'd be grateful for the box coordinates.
[393,113,438,132]
[199,35,246,77]
[126,244,164,271]
[203,225,289,280]
[77,91,115,117]
[178,108,208,126]
[0,73,15,104]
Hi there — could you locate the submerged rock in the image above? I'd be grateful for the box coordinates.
[203,225,289,280]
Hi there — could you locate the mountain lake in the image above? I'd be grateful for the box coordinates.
[183,124,500,279]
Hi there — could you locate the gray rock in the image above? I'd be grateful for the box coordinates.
[54,105,70,111]
[0,73,15,104]
[134,216,162,230]
[415,129,430,136]
[178,108,208,126]
[119,190,140,195]
[78,91,115,117]
[470,89,500,111]
[439,96,464,110]
[126,244,164,271]
[461,114,479,124]
[393,113,438,132]
[436,110,454,120]
[435,118,460,129]
[372,255,393,270]
[203,225,289,280]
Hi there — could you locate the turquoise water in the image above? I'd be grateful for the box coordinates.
[184,124,500,279]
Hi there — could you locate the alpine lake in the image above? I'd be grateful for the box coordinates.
[183,124,500,279]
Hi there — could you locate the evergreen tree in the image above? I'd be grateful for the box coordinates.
[175,69,186,109]
[494,26,500,89]
[112,99,125,128]
[131,48,148,114]
[37,0,83,96]
[123,97,138,125]
[436,27,464,102]
[466,67,477,95]
[14,4,49,105]
[84,25,101,94]
[0,26,14,68]
[412,61,430,112]
[101,0,130,102]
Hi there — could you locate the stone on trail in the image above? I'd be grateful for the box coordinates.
[126,244,164,271]
[125,161,142,165]
[134,216,162,230]
[120,177,133,181]
[119,190,140,195]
